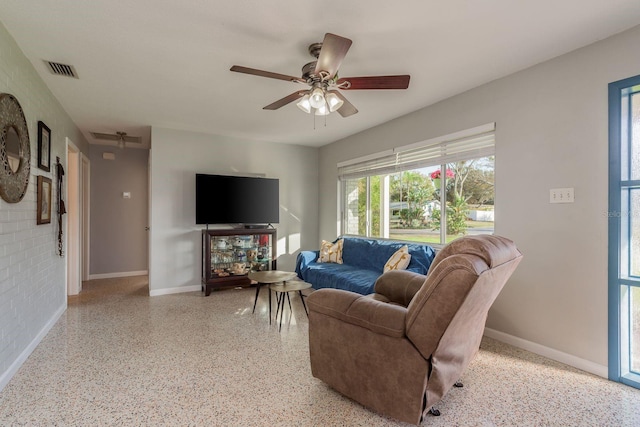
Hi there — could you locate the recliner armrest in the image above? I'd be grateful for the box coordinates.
[307,288,407,338]
[374,270,427,307]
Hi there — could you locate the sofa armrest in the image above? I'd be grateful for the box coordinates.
[295,250,319,279]
[374,270,427,307]
[308,288,407,338]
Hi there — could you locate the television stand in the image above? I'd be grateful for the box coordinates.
[201,228,277,295]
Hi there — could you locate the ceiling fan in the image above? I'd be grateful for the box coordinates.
[90,131,141,149]
[230,33,410,117]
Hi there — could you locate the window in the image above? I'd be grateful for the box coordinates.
[339,124,495,246]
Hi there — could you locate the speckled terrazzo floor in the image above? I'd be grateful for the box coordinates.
[1,276,640,426]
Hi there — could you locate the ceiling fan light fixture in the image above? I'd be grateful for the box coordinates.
[296,94,311,114]
[231,33,410,122]
[309,87,325,109]
[325,92,344,112]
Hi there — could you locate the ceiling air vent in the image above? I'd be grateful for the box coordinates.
[44,61,79,79]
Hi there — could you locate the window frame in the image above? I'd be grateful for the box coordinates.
[608,74,640,389]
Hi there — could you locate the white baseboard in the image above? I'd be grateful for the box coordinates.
[0,303,66,392]
[88,270,148,280]
[149,284,202,297]
[484,327,608,378]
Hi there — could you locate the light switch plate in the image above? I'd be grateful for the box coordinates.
[550,188,574,203]
[123,192,131,199]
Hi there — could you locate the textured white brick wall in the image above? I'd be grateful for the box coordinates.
[0,21,89,387]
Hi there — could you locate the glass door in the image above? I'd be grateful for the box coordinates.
[609,75,640,388]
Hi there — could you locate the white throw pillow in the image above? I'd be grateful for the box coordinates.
[383,245,411,272]
[318,239,344,264]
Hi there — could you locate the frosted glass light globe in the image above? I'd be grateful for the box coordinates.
[296,94,311,113]
[314,104,329,116]
[325,92,344,112]
[309,87,325,109]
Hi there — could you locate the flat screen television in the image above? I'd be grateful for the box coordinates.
[195,174,279,225]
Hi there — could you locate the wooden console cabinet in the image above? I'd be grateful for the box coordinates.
[201,228,276,296]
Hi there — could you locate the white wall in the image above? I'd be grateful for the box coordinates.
[149,127,318,295]
[319,24,640,373]
[89,145,149,277]
[0,22,89,389]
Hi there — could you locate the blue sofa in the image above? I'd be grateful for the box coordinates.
[295,236,436,295]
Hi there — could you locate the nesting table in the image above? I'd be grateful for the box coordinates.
[270,280,312,331]
[248,270,297,323]
[248,270,311,329]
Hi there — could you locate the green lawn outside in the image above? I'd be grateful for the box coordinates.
[389,233,458,244]
[467,220,494,229]
[389,220,494,244]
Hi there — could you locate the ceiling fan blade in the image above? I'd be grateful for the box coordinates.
[336,75,410,90]
[328,90,358,117]
[314,33,352,79]
[230,65,305,83]
[263,91,308,110]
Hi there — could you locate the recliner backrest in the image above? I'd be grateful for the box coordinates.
[425,254,522,408]
[405,235,522,361]
[429,234,520,271]
[404,235,522,410]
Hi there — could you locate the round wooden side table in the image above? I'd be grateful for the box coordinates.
[270,280,312,331]
[248,270,297,323]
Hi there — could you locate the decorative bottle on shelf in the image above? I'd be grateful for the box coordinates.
[258,246,269,260]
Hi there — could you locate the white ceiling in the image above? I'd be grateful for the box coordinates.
[1,1,640,148]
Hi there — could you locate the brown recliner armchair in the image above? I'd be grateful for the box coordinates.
[307,235,523,425]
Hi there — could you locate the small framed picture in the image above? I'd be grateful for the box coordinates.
[37,121,51,172]
[37,176,52,225]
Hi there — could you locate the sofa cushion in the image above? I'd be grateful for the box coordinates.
[341,237,435,275]
[301,262,381,295]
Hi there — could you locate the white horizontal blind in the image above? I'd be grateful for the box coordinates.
[338,123,495,179]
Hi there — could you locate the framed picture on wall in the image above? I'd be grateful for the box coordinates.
[37,175,52,225]
[37,121,51,172]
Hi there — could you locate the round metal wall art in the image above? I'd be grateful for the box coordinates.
[0,93,31,203]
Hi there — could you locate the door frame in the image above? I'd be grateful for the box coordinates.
[608,74,640,388]
[81,153,90,281]
[66,139,82,295]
